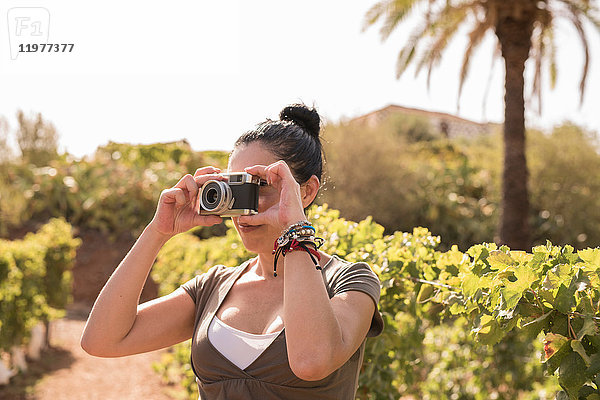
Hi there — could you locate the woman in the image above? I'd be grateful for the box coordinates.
[81,103,384,399]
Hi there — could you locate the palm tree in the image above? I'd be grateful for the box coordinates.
[363,0,600,250]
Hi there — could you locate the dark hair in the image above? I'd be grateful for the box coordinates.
[234,103,323,184]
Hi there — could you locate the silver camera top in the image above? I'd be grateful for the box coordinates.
[219,172,263,186]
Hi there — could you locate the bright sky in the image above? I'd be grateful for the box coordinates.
[0,0,598,159]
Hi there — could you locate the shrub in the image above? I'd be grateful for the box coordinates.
[322,120,497,249]
[0,218,81,353]
[150,205,595,399]
[0,145,230,241]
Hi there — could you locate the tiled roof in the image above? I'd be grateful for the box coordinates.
[350,104,502,138]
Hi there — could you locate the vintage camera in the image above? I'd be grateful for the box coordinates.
[197,172,263,217]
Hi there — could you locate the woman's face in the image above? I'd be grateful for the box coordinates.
[228,141,282,254]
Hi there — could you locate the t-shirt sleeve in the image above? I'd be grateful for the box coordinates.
[178,265,225,305]
[330,262,384,338]
[179,275,202,304]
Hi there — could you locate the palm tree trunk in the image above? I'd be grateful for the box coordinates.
[495,9,535,250]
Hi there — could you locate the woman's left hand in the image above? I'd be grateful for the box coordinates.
[240,161,307,231]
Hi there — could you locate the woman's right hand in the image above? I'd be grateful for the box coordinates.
[148,166,224,237]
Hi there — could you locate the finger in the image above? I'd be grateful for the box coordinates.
[243,165,268,179]
[162,188,188,206]
[194,173,225,187]
[263,161,299,189]
[238,213,269,226]
[193,214,222,227]
[174,174,199,203]
[266,160,297,184]
[193,166,221,178]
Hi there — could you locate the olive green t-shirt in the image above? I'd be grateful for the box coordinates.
[180,255,384,400]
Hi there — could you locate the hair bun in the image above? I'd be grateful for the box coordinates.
[279,104,321,139]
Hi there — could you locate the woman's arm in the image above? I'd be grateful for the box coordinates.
[282,251,375,381]
[80,225,195,357]
[81,169,223,357]
[242,161,376,381]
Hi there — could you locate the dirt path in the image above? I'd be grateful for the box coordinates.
[1,304,185,400]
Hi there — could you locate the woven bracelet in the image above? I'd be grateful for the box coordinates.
[272,234,324,277]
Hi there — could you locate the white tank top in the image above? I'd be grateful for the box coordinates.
[208,315,283,370]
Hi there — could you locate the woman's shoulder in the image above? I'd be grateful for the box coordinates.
[179,259,254,302]
[198,259,253,286]
[204,263,240,279]
[322,255,381,292]
[322,254,377,279]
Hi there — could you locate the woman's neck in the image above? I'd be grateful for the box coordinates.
[254,251,280,280]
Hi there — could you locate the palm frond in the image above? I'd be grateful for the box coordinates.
[481,42,502,117]
[393,5,449,78]
[370,0,483,81]
[530,23,545,115]
[415,8,469,86]
[457,15,494,108]
[396,39,420,78]
[410,2,477,84]
[362,0,422,40]
[564,3,591,104]
[547,27,558,89]
[416,11,466,86]
[363,1,388,29]
[366,0,600,114]
[560,0,600,32]
[529,5,553,115]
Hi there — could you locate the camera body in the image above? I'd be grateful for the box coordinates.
[197,172,262,217]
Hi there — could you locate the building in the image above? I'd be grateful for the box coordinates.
[350,104,502,139]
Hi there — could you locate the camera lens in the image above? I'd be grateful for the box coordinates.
[205,188,218,205]
[199,180,232,213]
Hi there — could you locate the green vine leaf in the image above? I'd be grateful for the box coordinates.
[587,353,600,377]
[558,351,587,398]
[578,248,600,267]
[571,340,592,367]
[544,333,571,375]
[554,283,577,314]
[578,317,598,340]
[488,250,515,270]
[472,314,504,345]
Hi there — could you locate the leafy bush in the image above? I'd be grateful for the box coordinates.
[15,110,59,167]
[528,124,600,248]
[3,120,599,253]
[0,169,29,237]
[96,141,217,171]
[0,143,229,241]
[426,242,600,399]
[28,218,81,309]
[459,123,600,249]
[0,218,81,353]
[324,119,600,251]
[150,205,600,399]
[322,119,497,249]
[0,238,48,352]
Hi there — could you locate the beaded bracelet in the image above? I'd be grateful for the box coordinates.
[272,221,323,277]
[276,220,315,248]
[280,220,311,234]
